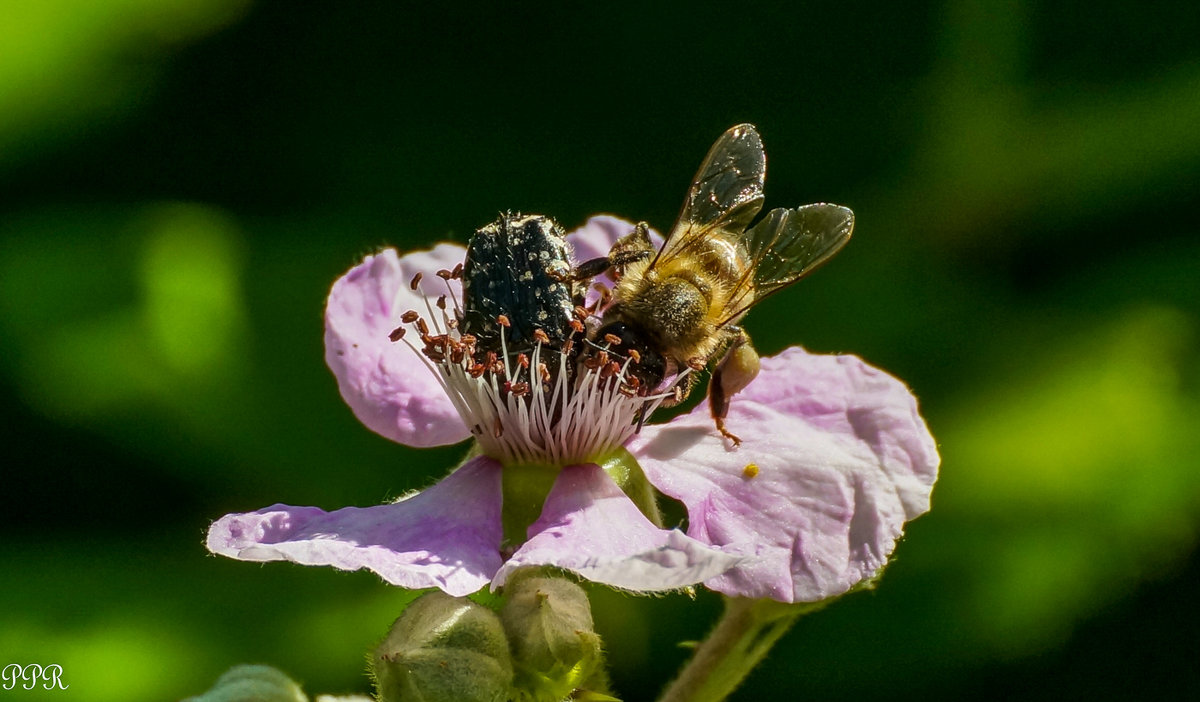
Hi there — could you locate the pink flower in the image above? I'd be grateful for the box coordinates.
[207,217,939,602]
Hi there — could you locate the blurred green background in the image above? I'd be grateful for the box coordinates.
[2,1,1198,700]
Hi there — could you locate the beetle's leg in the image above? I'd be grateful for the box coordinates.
[709,326,760,446]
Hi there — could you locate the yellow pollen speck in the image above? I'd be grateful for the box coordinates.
[742,463,759,479]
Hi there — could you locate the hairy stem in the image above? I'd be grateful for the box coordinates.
[657,597,822,702]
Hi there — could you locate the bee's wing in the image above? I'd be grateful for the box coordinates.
[654,124,766,265]
[721,203,854,325]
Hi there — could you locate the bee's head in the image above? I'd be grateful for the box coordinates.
[593,320,666,391]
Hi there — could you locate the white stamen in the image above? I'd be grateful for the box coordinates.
[396,292,682,465]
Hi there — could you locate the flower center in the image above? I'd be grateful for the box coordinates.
[389,269,685,466]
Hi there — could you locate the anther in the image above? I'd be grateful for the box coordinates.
[510,382,530,397]
[451,262,463,279]
[436,295,447,310]
[569,319,585,334]
[409,272,423,290]
[469,363,487,378]
[538,363,551,383]
[388,327,406,342]
[573,306,590,321]
[603,333,622,346]
[497,314,511,327]
[628,349,641,363]
[601,360,620,379]
[460,334,477,347]
[416,318,430,336]
[533,329,550,345]
[516,353,529,369]
[436,269,453,280]
[401,310,420,324]
[687,357,706,371]
[485,351,504,375]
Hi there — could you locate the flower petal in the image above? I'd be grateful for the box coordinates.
[324,246,470,447]
[628,347,939,603]
[493,463,742,592]
[206,456,504,596]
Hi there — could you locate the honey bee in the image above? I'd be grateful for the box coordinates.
[574,124,854,444]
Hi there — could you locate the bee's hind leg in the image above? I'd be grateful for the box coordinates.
[709,327,761,446]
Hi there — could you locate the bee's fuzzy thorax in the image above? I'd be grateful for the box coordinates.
[608,238,741,368]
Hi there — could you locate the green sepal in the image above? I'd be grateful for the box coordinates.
[501,462,561,548]
[371,591,513,702]
[183,664,307,702]
[596,446,663,528]
[495,445,665,550]
[500,570,613,702]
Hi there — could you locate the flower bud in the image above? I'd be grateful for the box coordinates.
[184,665,307,702]
[371,591,513,702]
[500,571,609,700]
